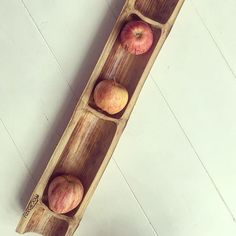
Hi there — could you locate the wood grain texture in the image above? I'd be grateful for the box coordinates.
[135,0,179,23]
[16,0,185,235]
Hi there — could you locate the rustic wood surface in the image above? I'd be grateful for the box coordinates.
[16,0,185,235]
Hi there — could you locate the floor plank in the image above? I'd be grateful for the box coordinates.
[77,160,157,236]
[151,0,236,219]
[114,77,236,236]
[23,0,117,99]
[0,0,76,181]
[191,0,236,77]
[0,121,34,235]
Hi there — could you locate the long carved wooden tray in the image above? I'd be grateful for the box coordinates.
[16,0,185,235]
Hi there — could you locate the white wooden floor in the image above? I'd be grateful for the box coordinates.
[1,0,236,235]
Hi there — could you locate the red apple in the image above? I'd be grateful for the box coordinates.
[120,20,153,55]
[48,175,84,214]
[93,80,128,115]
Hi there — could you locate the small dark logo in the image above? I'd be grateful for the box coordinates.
[23,194,39,218]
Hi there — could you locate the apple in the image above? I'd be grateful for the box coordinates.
[93,80,129,115]
[48,175,84,214]
[120,20,153,55]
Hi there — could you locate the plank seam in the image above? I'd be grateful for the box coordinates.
[191,0,236,81]
[0,118,35,182]
[20,0,76,98]
[152,76,236,223]
[113,158,160,236]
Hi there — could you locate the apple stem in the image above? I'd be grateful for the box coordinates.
[135,32,142,39]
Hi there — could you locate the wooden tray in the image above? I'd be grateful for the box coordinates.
[16,0,185,235]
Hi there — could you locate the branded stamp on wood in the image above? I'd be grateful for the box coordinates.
[23,194,39,218]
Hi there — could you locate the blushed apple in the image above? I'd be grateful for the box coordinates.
[93,80,129,115]
[120,20,153,55]
[48,175,84,214]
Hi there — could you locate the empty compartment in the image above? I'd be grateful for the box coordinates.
[135,0,180,24]
[25,207,69,236]
[43,111,117,216]
[89,14,161,118]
